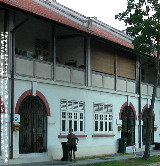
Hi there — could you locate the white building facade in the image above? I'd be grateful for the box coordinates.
[0,0,160,165]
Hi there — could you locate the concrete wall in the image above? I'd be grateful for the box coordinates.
[6,10,160,163]
[14,78,152,159]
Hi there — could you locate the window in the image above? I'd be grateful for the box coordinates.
[35,38,49,61]
[117,50,136,80]
[61,99,84,134]
[94,103,113,133]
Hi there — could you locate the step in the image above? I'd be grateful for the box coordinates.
[0,152,53,165]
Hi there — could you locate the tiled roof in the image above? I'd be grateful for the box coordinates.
[0,0,134,49]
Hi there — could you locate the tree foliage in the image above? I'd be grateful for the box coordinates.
[116,0,160,160]
[116,0,160,55]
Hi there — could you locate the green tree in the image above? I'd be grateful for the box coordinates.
[116,0,160,160]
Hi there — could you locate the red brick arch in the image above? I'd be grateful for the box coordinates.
[140,104,155,121]
[15,90,51,116]
[0,96,5,113]
[119,102,137,120]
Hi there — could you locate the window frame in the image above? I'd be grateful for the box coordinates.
[60,99,85,134]
[93,103,113,134]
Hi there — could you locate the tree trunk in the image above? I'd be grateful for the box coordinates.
[143,51,160,160]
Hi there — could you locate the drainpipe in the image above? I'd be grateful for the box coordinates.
[138,58,153,149]
[10,14,30,159]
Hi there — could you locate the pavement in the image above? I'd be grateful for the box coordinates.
[2,150,160,166]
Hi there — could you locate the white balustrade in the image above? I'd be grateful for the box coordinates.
[15,56,160,97]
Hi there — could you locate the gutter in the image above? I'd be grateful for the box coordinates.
[10,13,30,159]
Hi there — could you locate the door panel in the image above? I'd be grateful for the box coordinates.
[121,106,135,146]
[19,96,47,153]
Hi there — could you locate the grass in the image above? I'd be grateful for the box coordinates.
[78,154,125,161]
[85,156,160,166]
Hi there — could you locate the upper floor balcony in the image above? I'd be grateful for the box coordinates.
[1,9,159,98]
[15,55,160,98]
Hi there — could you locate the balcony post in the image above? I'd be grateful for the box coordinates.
[52,24,56,81]
[85,37,91,86]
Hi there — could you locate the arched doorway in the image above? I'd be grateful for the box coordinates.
[142,108,154,145]
[19,96,47,153]
[121,106,135,146]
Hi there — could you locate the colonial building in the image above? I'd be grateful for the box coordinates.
[0,0,160,165]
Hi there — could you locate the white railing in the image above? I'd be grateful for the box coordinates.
[91,71,115,90]
[141,82,153,96]
[91,71,136,94]
[15,56,160,97]
[16,56,85,85]
[55,64,85,85]
[15,55,53,79]
[141,82,160,98]
[117,77,136,94]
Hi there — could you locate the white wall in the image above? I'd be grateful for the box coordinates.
[14,78,146,159]
[12,12,160,160]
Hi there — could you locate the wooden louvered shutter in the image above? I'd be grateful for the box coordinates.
[91,40,115,74]
[117,50,136,79]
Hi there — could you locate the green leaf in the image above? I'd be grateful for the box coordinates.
[115,0,160,55]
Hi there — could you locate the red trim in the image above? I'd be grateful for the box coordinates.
[58,135,67,138]
[92,134,115,137]
[119,102,127,120]
[15,90,51,116]
[58,135,87,138]
[129,103,137,120]
[15,90,32,114]
[119,102,137,120]
[92,26,133,49]
[0,96,5,113]
[0,0,134,49]
[76,135,87,137]
[140,104,148,120]
[36,91,51,116]
[141,104,155,121]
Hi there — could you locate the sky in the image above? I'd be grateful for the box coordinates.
[56,0,128,31]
